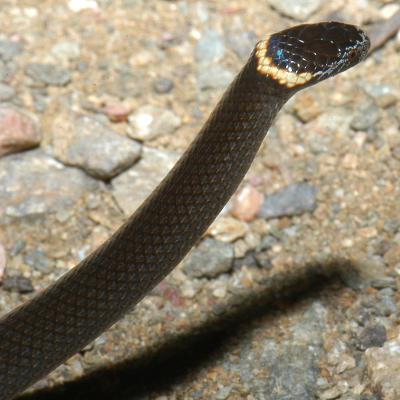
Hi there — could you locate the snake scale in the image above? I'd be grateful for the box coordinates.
[0,21,370,399]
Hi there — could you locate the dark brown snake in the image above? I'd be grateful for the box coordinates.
[0,22,370,399]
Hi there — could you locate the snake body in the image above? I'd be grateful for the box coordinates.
[0,22,370,399]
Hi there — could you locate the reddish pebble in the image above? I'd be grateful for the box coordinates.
[231,183,264,222]
[247,173,263,186]
[0,105,41,157]
[103,104,129,122]
[156,281,185,307]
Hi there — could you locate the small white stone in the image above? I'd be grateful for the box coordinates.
[68,0,98,12]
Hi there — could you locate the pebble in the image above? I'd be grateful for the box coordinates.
[51,41,81,60]
[103,104,130,122]
[294,92,324,122]
[255,234,277,252]
[232,252,258,270]
[128,105,181,141]
[53,110,141,180]
[269,345,320,399]
[318,381,349,400]
[0,147,98,221]
[266,0,322,21]
[179,278,205,299]
[233,239,250,258]
[0,40,22,61]
[336,353,356,374]
[254,252,273,269]
[231,184,264,222]
[350,103,380,131]
[211,385,232,400]
[153,77,174,94]
[0,82,15,101]
[371,279,398,290]
[1,276,34,293]
[259,182,317,219]
[24,63,72,87]
[341,153,358,169]
[366,335,400,400]
[0,104,41,157]
[393,145,400,161]
[208,280,227,299]
[111,146,179,216]
[183,238,233,278]
[356,325,387,350]
[9,239,26,257]
[382,245,400,266]
[376,288,395,299]
[195,29,226,62]
[197,64,235,90]
[24,248,53,274]
[382,218,400,234]
[364,83,399,108]
[101,74,142,98]
[372,295,398,317]
[229,265,253,290]
[207,216,249,243]
[227,30,258,62]
[68,0,98,12]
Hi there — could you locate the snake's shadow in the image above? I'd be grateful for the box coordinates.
[18,256,364,400]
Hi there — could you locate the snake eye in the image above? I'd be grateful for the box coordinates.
[349,49,357,61]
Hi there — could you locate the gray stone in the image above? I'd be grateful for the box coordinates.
[100,73,141,98]
[372,295,398,316]
[25,63,72,86]
[24,248,53,274]
[111,146,180,216]
[10,239,26,257]
[2,276,33,293]
[0,147,98,222]
[183,238,234,278]
[211,385,232,400]
[371,278,398,290]
[241,342,319,400]
[51,41,81,60]
[259,181,317,219]
[227,30,259,62]
[53,110,141,180]
[350,103,380,131]
[356,325,387,350]
[255,234,278,252]
[154,77,173,94]
[0,82,15,101]
[0,40,22,61]
[197,64,234,90]
[364,82,399,108]
[376,288,395,299]
[195,29,226,62]
[232,252,258,271]
[254,252,273,269]
[382,218,400,234]
[128,105,181,141]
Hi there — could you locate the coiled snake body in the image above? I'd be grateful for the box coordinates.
[0,22,370,399]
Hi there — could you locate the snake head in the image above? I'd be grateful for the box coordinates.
[255,21,370,93]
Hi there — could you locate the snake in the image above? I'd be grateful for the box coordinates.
[0,21,370,400]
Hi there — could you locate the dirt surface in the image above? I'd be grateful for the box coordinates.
[1,1,400,400]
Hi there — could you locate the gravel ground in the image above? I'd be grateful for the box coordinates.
[1,1,400,400]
